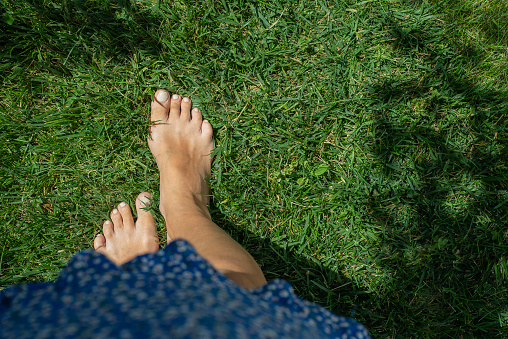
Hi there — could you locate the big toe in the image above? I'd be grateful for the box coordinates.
[136,192,155,228]
[151,89,170,123]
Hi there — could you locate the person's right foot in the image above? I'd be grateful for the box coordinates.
[148,90,214,240]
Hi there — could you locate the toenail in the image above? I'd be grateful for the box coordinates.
[140,196,152,206]
[183,97,190,102]
[119,202,126,207]
[203,119,209,123]
[172,94,179,100]
[193,108,199,112]
[105,221,111,225]
[113,209,118,214]
[156,90,169,102]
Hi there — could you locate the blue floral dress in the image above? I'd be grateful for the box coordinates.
[0,239,370,338]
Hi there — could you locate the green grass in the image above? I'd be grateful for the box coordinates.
[1,0,508,337]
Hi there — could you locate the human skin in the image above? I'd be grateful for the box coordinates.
[94,90,267,290]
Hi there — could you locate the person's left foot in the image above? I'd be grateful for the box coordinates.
[94,192,159,265]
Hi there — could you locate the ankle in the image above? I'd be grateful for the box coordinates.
[160,195,211,220]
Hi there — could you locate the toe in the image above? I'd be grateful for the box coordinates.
[135,192,159,250]
[191,107,203,125]
[111,208,123,229]
[151,89,170,123]
[181,97,192,120]
[118,202,134,228]
[169,94,182,121]
[201,119,214,140]
[103,220,114,237]
[135,192,155,228]
[94,234,106,250]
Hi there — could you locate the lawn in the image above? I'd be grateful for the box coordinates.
[1,0,507,337]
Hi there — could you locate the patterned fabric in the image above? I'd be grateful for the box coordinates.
[0,239,370,339]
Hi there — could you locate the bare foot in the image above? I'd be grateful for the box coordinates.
[94,192,159,266]
[148,90,214,236]
[146,90,267,289]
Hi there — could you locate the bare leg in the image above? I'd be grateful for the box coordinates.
[94,192,159,266]
[148,90,267,289]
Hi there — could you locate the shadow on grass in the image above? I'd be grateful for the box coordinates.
[209,200,368,320]
[0,0,164,76]
[363,10,508,336]
[430,0,508,48]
